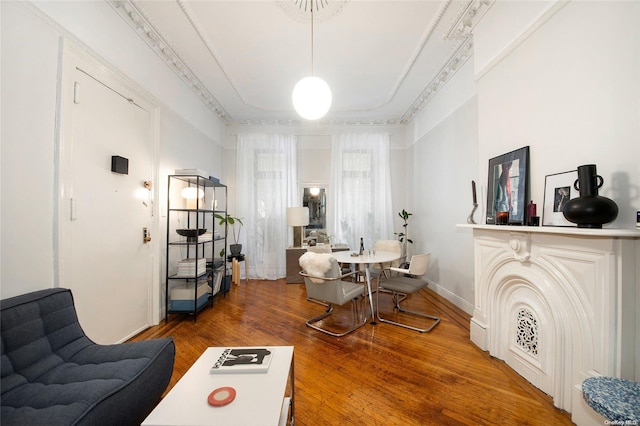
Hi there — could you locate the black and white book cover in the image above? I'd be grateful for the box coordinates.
[210,348,273,374]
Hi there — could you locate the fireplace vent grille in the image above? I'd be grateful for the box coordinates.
[516,308,538,356]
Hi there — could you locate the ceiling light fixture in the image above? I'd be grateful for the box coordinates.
[292,0,332,120]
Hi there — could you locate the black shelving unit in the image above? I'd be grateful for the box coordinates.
[165,174,227,322]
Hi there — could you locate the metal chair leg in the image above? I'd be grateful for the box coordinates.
[376,289,440,333]
[305,297,367,337]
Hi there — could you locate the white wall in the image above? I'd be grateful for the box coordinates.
[1,2,60,298]
[0,2,224,299]
[407,58,478,313]
[404,0,640,315]
[474,0,640,228]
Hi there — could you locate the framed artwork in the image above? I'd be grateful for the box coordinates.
[486,146,530,225]
[542,170,578,226]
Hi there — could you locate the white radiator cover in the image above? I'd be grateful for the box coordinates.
[463,225,640,426]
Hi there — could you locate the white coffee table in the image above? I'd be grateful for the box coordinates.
[142,346,294,426]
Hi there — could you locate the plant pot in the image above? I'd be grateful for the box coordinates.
[562,164,618,228]
[230,244,242,255]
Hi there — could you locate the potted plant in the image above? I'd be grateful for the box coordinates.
[395,209,413,259]
[214,213,244,255]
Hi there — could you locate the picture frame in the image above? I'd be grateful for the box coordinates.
[542,170,578,227]
[486,146,530,225]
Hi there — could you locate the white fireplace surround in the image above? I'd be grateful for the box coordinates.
[461,225,639,426]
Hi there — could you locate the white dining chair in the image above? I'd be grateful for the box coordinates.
[376,253,440,333]
[299,252,367,337]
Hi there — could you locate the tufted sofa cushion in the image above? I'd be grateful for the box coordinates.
[1,288,175,426]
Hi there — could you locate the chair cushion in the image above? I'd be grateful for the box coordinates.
[299,252,340,283]
[380,276,427,294]
[582,377,640,421]
[339,280,365,304]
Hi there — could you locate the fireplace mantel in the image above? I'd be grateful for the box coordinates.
[458,223,640,238]
[460,224,639,425]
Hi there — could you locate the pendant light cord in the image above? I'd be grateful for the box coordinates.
[311,0,315,76]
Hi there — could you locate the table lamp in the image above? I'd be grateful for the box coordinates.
[181,186,204,210]
[287,207,309,247]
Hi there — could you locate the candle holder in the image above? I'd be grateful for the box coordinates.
[467,180,478,224]
[496,211,509,225]
[467,204,478,224]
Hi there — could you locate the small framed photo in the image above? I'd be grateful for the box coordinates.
[542,170,578,226]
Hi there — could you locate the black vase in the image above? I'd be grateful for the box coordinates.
[562,164,618,228]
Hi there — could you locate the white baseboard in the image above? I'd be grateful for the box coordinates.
[429,281,474,315]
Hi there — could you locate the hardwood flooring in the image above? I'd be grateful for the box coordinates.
[130,279,573,425]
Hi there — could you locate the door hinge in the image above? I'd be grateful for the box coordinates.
[73,82,80,104]
[70,198,77,221]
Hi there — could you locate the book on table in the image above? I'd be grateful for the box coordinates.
[210,348,273,374]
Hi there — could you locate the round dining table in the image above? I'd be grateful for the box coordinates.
[332,250,401,324]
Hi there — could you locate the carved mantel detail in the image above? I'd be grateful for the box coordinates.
[462,224,640,426]
[508,231,531,262]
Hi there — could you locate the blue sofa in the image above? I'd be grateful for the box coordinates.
[1,288,175,426]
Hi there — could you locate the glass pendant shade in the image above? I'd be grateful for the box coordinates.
[292,76,332,120]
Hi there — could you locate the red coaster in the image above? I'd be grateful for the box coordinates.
[208,386,236,407]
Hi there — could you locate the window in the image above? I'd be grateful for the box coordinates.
[330,133,393,249]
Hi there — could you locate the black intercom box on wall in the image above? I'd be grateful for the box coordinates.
[111,155,129,175]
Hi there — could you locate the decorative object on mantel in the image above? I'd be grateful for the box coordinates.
[496,211,509,225]
[562,164,618,228]
[215,213,244,255]
[526,201,539,226]
[486,146,530,225]
[542,170,579,226]
[467,180,478,224]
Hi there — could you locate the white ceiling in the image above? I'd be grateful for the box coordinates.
[111,0,490,125]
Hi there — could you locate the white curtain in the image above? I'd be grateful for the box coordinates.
[329,133,394,250]
[236,133,297,279]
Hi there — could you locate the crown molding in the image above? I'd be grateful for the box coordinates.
[227,116,407,127]
[108,0,230,122]
[400,0,493,124]
[109,0,493,127]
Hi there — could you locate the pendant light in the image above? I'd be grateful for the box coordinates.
[292,0,332,120]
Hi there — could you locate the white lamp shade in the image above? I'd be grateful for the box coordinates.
[181,187,204,199]
[292,76,332,120]
[287,207,309,226]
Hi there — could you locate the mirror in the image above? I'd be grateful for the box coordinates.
[302,187,326,243]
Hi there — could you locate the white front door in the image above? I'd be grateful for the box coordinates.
[58,45,157,344]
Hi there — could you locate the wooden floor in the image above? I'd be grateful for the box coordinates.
[130,279,573,425]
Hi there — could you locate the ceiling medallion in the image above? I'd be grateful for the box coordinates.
[278,0,348,22]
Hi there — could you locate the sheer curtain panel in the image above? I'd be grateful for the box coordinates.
[236,133,298,280]
[329,133,394,250]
